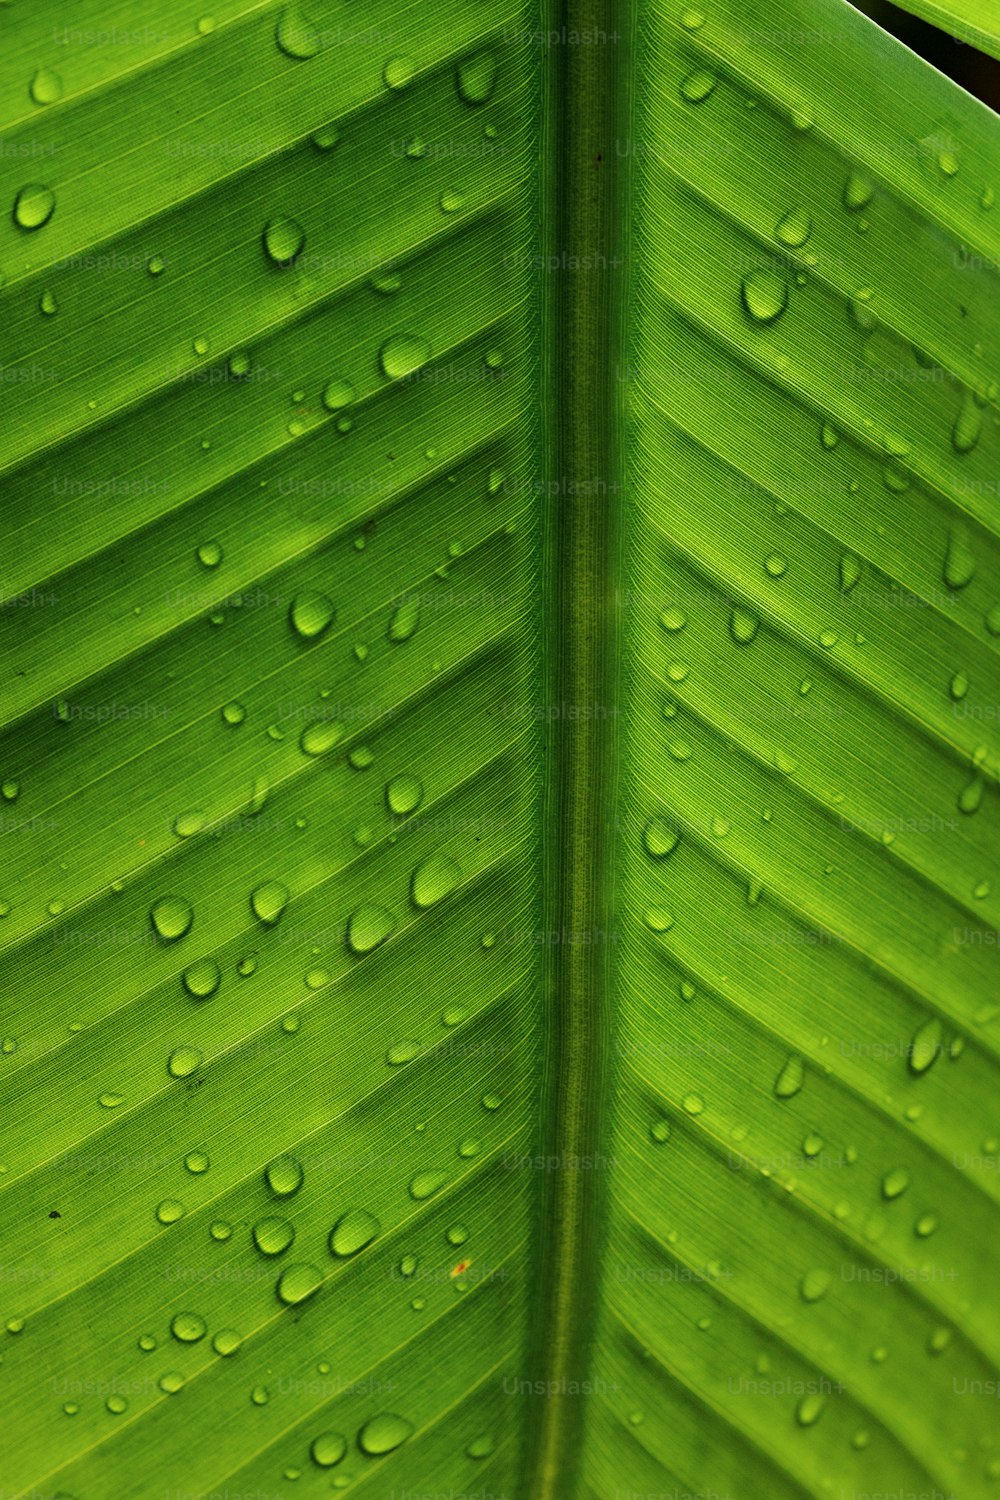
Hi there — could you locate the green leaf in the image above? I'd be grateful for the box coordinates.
[0,1,997,1498]
[880,0,1000,61]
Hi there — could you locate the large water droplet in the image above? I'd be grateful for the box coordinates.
[251,880,289,926]
[329,1209,380,1257]
[742,271,787,324]
[882,1166,910,1200]
[383,56,416,90]
[150,896,194,942]
[730,606,760,644]
[800,1269,831,1302]
[456,51,497,105]
[276,1262,322,1305]
[300,719,345,756]
[171,1311,207,1343]
[266,1154,304,1198]
[290,590,335,639]
[347,903,395,954]
[310,1432,347,1467]
[680,69,716,103]
[411,854,461,908]
[263,215,306,265]
[276,5,321,59]
[408,1170,447,1201]
[775,207,811,247]
[253,1217,295,1256]
[386,774,424,816]
[774,1054,804,1098]
[30,68,64,105]
[380,334,431,381]
[167,1046,203,1079]
[952,394,982,454]
[358,1413,414,1455]
[182,958,220,1000]
[843,169,874,211]
[642,817,679,858]
[13,183,56,230]
[322,378,354,412]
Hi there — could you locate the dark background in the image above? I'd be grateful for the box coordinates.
[849,0,1000,111]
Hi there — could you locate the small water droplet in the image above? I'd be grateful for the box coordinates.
[839,553,861,591]
[909,1017,942,1075]
[300,719,345,756]
[774,1054,804,1098]
[358,1413,413,1455]
[266,1155,304,1198]
[952,393,982,454]
[322,378,354,412]
[276,5,321,59]
[411,854,461,909]
[775,207,811,247]
[843,169,874,212]
[263,215,306,266]
[168,1046,203,1079]
[881,1166,910,1200]
[253,1217,295,1256]
[741,271,787,323]
[944,531,975,589]
[156,1199,185,1225]
[289,590,335,639]
[408,1171,447,1201]
[311,1432,348,1467]
[312,124,339,151]
[680,69,716,103]
[380,333,431,381]
[650,1118,671,1143]
[730,606,759,644]
[765,553,787,578]
[642,817,679,859]
[800,1268,830,1303]
[250,880,289,926]
[276,1262,323,1305]
[387,774,424,815]
[171,1311,207,1343]
[347,904,395,954]
[383,56,416,90]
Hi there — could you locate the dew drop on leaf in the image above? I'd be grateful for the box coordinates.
[263,215,305,265]
[952,393,982,454]
[908,1017,942,1075]
[167,1046,203,1079]
[183,957,221,1000]
[729,606,759,644]
[388,597,421,641]
[151,896,194,942]
[156,1199,185,1225]
[380,334,431,381]
[409,1171,447,1201]
[457,51,497,104]
[775,207,811,247]
[346,903,395,954]
[322,378,354,411]
[741,271,787,324]
[253,1217,295,1256]
[800,1268,831,1302]
[411,854,461,909]
[943,531,975,589]
[843,169,874,211]
[311,1432,347,1467]
[881,1166,910,1200]
[680,69,716,103]
[170,1311,207,1343]
[300,719,345,756]
[212,1328,242,1356]
[386,774,424,815]
[265,1155,304,1198]
[250,880,289,925]
[13,183,56,230]
[276,5,321,59]
[276,1263,322,1305]
[329,1209,381,1257]
[774,1054,804,1098]
[643,817,679,858]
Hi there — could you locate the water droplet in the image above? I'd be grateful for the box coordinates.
[276,5,321,59]
[266,1155,304,1198]
[730,606,759,644]
[944,531,975,589]
[411,854,461,908]
[914,1212,938,1238]
[150,896,194,942]
[13,183,56,230]
[952,393,982,454]
[796,1392,825,1426]
[959,777,983,815]
[456,51,497,104]
[909,1017,942,1075]
[197,540,223,569]
[30,68,64,106]
[928,1326,952,1355]
[311,1432,347,1467]
[843,169,874,211]
[184,1150,210,1175]
[1,781,19,802]
[300,719,345,756]
[765,553,787,578]
[938,147,959,177]
[741,271,787,323]
[642,906,675,937]
[642,817,679,859]
[171,1311,207,1343]
[347,904,395,954]
[388,597,420,642]
[775,207,811,247]
[221,700,246,727]
[774,1054,804,1098]
[329,1209,380,1257]
[312,124,339,151]
[253,1217,295,1256]
[263,215,305,266]
[251,880,289,926]
[358,1413,413,1455]
[168,1046,203,1079]
[839,553,861,591]
[881,1166,910,1200]
[800,1268,830,1302]
[383,55,416,90]
[276,1263,322,1305]
[386,774,424,815]
[380,333,431,381]
[156,1199,185,1225]
[949,671,969,701]
[409,1171,447,1201]
[680,69,716,103]
[39,289,58,316]
[212,1328,241,1356]
[210,1221,233,1242]
[182,957,221,1001]
[251,1383,269,1405]
[650,1119,671,1143]
[172,809,206,839]
[322,378,354,412]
